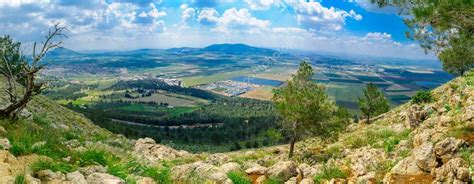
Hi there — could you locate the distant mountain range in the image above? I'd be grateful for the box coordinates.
[50,44,279,57]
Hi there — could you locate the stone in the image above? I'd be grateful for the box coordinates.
[433,157,470,183]
[219,162,241,174]
[255,175,267,184]
[0,151,16,183]
[329,178,347,184]
[245,164,267,175]
[20,108,32,119]
[133,138,191,163]
[298,163,320,178]
[412,129,433,148]
[356,172,376,184]
[462,105,474,121]
[438,115,453,127]
[25,174,41,184]
[136,177,155,184]
[205,153,231,165]
[404,105,428,128]
[171,161,228,182]
[35,170,59,181]
[284,177,297,184]
[266,161,298,181]
[390,157,424,175]
[0,138,11,150]
[384,157,434,184]
[434,138,466,164]
[413,142,437,172]
[300,178,315,184]
[66,171,87,184]
[86,173,124,184]
[347,147,384,177]
[63,139,81,149]
[79,165,107,176]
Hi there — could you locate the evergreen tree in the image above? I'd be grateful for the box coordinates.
[273,61,334,158]
[358,83,390,123]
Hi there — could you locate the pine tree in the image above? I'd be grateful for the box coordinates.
[358,83,390,123]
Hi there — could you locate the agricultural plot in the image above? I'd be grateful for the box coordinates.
[124,93,207,107]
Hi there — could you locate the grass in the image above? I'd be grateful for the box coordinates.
[264,177,284,184]
[141,166,172,184]
[75,149,109,166]
[342,126,410,149]
[313,165,347,183]
[14,174,26,184]
[30,159,75,173]
[228,171,251,184]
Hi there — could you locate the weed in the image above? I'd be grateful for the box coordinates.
[14,174,26,184]
[313,165,347,183]
[228,171,251,184]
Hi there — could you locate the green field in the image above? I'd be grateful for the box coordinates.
[181,69,253,87]
[118,104,198,117]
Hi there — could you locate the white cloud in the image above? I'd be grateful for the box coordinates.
[364,32,392,40]
[181,5,196,24]
[286,0,362,31]
[214,8,270,33]
[197,8,219,25]
[244,0,282,10]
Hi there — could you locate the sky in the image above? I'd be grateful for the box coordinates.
[0,0,437,60]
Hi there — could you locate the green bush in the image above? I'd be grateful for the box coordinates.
[228,171,251,184]
[411,91,433,104]
[313,165,347,183]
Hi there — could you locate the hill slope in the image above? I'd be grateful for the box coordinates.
[0,73,473,183]
[201,43,277,55]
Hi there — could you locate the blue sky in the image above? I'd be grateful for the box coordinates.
[0,0,435,59]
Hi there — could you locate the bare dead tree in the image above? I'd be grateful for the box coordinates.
[0,24,67,119]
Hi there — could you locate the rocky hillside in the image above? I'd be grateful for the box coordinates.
[0,73,473,184]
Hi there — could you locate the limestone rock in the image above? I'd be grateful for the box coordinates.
[413,142,437,172]
[79,165,107,176]
[35,170,59,181]
[86,173,124,184]
[205,153,231,165]
[219,162,241,174]
[266,161,298,181]
[300,178,315,184]
[298,163,320,178]
[433,157,470,183]
[255,175,267,184]
[136,177,155,184]
[171,161,228,183]
[434,138,466,164]
[66,171,87,184]
[284,177,297,184]
[133,138,191,163]
[0,138,11,150]
[404,105,428,128]
[412,129,433,148]
[390,157,424,175]
[20,108,32,119]
[347,147,384,177]
[245,164,267,175]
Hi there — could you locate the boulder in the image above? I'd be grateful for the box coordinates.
[79,165,107,176]
[0,151,16,183]
[284,177,297,184]
[347,147,384,177]
[433,157,470,183]
[205,153,231,165]
[245,164,267,175]
[412,142,437,172]
[0,138,11,150]
[266,161,298,181]
[255,175,267,184]
[300,178,315,184]
[355,172,376,184]
[35,170,60,181]
[86,173,124,184]
[66,171,87,184]
[171,161,228,183]
[298,163,320,178]
[25,174,41,184]
[136,177,155,184]
[384,157,434,183]
[412,129,433,148]
[20,108,32,119]
[404,105,428,128]
[219,162,241,174]
[133,138,191,163]
[434,138,466,164]
[462,105,474,121]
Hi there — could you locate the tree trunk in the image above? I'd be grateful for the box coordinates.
[366,113,370,124]
[0,73,34,119]
[288,137,297,158]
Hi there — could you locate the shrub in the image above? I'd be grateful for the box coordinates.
[228,171,251,184]
[264,177,283,184]
[411,91,433,104]
[313,165,347,183]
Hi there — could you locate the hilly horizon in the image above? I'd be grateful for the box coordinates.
[0,0,472,184]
